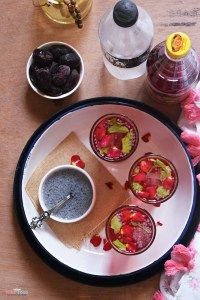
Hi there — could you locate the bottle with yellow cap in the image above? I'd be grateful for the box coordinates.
[146,32,200,104]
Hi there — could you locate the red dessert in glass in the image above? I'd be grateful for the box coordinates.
[106,205,156,255]
[129,154,178,204]
[90,114,139,162]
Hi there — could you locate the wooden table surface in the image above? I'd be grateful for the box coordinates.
[1,0,200,299]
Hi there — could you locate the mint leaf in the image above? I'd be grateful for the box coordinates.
[160,170,167,181]
[108,124,129,134]
[154,159,171,177]
[156,186,170,198]
[111,216,122,234]
[133,166,140,174]
[132,182,143,192]
[122,131,133,154]
[99,147,108,156]
[113,239,126,250]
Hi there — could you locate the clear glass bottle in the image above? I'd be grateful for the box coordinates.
[146,32,200,104]
[99,0,154,80]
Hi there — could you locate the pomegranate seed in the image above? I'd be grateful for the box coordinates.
[131,212,146,222]
[90,235,102,247]
[75,159,85,169]
[107,147,122,158]
[145,186,156,199]
[132,172,147,183]
[120,224,134,236]
[94,126,106,141]
[156,221,163,226]
[98,135,113,148]
[140,160,153,173]
[121,209,131,222]
[163,176,174,190]
[103,241,112,251]
[137,190,150,199]
[71,155,81,164]
[142,132,151,143]
[126,242,137,252]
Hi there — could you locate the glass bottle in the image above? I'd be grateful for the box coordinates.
[99,0,154,80]
[146,32,200,104]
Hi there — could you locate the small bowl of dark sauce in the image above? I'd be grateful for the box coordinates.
[38,165,95,223]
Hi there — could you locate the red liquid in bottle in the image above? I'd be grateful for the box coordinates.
[146,32,200,104]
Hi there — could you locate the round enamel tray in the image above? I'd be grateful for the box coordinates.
[14,97,200,286]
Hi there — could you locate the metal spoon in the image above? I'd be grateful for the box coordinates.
[30,193,72,229]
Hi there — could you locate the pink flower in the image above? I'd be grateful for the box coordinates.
[181,131,200,147]
[181,90,200,124]
[152,291,165,300]
[164,244,195,276]
[181,130,200,166]
[164,260,188,276]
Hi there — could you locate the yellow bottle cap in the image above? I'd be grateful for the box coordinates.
[166,32,191,59]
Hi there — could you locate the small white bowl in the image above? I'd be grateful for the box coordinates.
[38,165,96,223]
[26,41,84,99]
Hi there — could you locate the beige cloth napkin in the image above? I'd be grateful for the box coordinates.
[26,132,129,249]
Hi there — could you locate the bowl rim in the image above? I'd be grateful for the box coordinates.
[128,154,179,204]
[105,204,156,255]
[26,41,84,100]
[38,164,96,223]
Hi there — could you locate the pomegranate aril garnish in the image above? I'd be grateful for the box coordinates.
[140,160,153,173]
[137,191,150,199]
[126,242,137,252]
[156,221,163,226]
[75,159,85,169]
[145,186,156,199]
[163,176,175,189]
[120,224,134,236]
[70,155,85,169]
[131,211,146,222]
[113,132,126,149]
[90,235,102,247]
[105,181,114,189]
[94,126,106,141]
[121,235,133,243]
[132,172,147,183]
[71,155,81,164]
[98,134,113,148]
[121,209,131,221]
[142,132,151,142]
[103,240,112,251]
[107,147,122,158]
[103,238,107,245]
